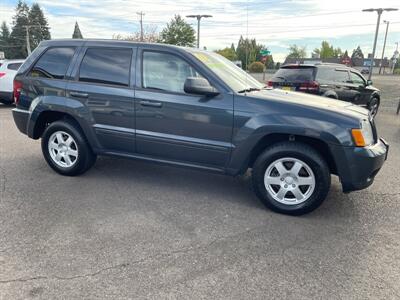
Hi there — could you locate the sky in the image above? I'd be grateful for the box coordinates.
[1,0,400,62]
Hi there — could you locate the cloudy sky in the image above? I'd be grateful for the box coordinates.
[1,0,400,62]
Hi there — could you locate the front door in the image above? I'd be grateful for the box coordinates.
[134,49,233,168]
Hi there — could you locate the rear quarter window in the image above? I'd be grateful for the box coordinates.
[7,63,22,71]
[29,47,76,79]
[272,67,315,82]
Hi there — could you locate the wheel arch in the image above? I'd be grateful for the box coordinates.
[246,133,338,175]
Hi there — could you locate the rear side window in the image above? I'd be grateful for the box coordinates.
[29,47,75,79]
[272,67,315,82]
[315,67,334,81]
[7,63,22,70]
[79,48,132,87]
[333,70,350,83]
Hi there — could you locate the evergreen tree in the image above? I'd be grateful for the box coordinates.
[0,22,11,58]
[159,15,196,47]
[28,3,51,49]
[351,46,364,60]
[9,0,30,58]
[235,35,264,70]
[72,21,83,39]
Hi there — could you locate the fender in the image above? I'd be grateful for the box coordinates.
[226,112,357,175]
[27,95,100,150]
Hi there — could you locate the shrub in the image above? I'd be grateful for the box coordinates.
[248,62,264,73]
[393,68,400,75]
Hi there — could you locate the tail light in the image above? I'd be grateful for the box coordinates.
[13,80,23,104]
[267,80,273,87]
[299,81,319,92]
[0,72,6,78]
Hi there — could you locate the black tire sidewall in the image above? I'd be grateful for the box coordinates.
[41,120,94,176]
[368,97,379,115]
[252,143,330,215]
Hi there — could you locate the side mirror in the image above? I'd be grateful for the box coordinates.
[184,77,219,96]
[366,80,373,86]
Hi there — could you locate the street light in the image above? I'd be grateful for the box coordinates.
[186,15,212,48]
[362,8,398,80]
[379,20,390,74]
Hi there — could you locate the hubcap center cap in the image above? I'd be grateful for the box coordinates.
[285,176,294,184]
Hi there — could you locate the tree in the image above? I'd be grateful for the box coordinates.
[248,61,264,73]
[9,0,30,58]
[28,3,51,50]
[159,15,195,47]
[351,46,365,66]
[265,55,274,69]
[0,22,11,58]
[312,41,342,59]
[287,44,306,59]
[72,21,83,39]
[235,35,264,70]
[215,47,237,61]
[113,25,158,43]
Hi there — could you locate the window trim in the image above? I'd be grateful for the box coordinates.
[25,46,77,81]
[140,49,210,96]
[77,46,133,88]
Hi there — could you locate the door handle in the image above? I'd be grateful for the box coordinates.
[140,100,162,108]
[70,92,89,98]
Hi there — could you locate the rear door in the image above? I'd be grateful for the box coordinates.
[67,44,136,154]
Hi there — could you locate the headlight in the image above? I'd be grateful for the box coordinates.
[351,120,374,147]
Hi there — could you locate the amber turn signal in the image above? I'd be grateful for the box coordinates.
[351,129,366,147]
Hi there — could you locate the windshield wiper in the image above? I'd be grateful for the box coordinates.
[237,87,261,93]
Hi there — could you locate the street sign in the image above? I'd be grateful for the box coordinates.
[260,49,271,56]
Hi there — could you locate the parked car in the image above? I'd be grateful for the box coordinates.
[268,63,380,117]
[361,68,370,75]
[12,40,388,215]
[0,59,24,104]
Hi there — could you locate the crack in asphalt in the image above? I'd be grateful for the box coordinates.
[0,224,269,285]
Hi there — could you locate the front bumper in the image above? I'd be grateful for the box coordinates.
[12,108,30,135]
[331,138,389,193]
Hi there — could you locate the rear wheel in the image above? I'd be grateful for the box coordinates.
[41,120,96,176]
[252,142,331,215]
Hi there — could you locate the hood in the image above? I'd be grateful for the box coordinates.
[248,88,370,117]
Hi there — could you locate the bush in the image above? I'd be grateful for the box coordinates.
[394,68,400,75]
[248,62,264,73]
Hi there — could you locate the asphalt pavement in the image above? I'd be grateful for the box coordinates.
[0,77,399,299]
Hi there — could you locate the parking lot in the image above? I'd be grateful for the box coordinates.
[0,76,399,299]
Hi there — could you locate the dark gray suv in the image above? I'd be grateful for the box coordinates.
[12,40,388,215]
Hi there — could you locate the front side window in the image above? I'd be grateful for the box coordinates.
[29,47,75,79]
[79,48,132,86]
[350,72,365,85]
[333,70,350,83]
[142,51,202,93]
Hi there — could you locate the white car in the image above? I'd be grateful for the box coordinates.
[0,59,25,105]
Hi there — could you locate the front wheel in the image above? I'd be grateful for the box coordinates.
[252,142,331,215]
[41,120,96,176]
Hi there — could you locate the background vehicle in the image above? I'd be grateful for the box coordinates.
[268,63,380,117]
[11,40,388,215]
[0,59,24,104]
[361,68,370,75]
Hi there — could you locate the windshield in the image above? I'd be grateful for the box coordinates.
[188,50,263,92]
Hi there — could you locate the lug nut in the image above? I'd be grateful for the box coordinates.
[284,184,288,188]
[281,178,284,181]
[292,184,295,187]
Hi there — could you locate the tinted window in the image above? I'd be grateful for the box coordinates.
[350,72,365,85]
[29,47,75,79]
[79,48,132,86]
[333,70,350,83]
[8,63,22,71]
[272,67,315,82]
[143,51,202,93]
[316,67,335,81]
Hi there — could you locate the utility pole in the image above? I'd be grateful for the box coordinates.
[379,20,389,74]
[362,8,398,80]
[137,11,145,42]
[392,42,399,74]
[186,15,212,48]
[25,26,31,55]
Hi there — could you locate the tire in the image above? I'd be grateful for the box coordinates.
[41,119,96,176]
[368,97,379,118]
[252,142,331,216]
